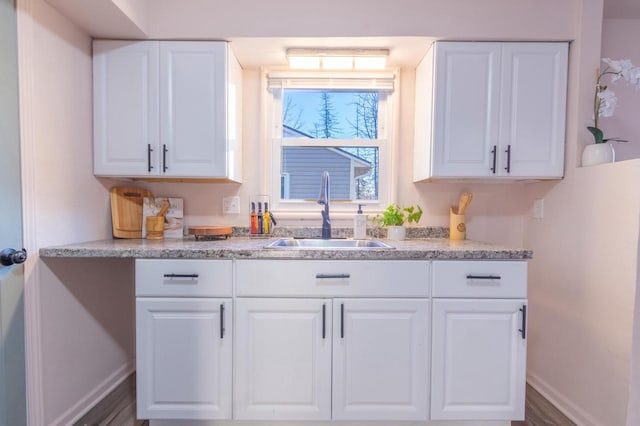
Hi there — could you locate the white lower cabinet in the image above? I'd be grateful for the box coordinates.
[234,260,431,421]
[136,258,528,424]
[431,299,527,420]
[135,259,233,420]
[430,260,528,421]
[332,299,430,420]
[234,297,431,422]
[234,298,332,421]
[136,298,232,420]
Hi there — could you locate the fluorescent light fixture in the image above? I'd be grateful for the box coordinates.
[322,56,354,70]
[286,48,389,70]
[354,55,388,70]
[287,55,321,70]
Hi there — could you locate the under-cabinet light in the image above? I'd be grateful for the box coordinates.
[286,48,389,70]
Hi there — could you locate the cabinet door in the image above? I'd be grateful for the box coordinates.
[159,42,228,177]
[432,42,502,177]
[431,299,527,420]
[93,41,159,176]
[136,298,232,420]
[499,43,568,178]
[235,298,332,420]
[332,299,430,420]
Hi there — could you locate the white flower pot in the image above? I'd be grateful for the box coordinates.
[582,143,615,167]
[386,226,406,241]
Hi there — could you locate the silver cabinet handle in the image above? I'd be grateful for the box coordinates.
[163,273,199,278]
[220,304,225,339]
[162,144,168,172]
[316,273,350,279]
[519,305,527,339]
[340,303,345,339]
[322,304,326,339]
[466,275,501,280]
[490,145,497,174]
[505,144,512,173]
[147,144,154,172]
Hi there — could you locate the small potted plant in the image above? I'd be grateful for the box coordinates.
[375,204,423,241]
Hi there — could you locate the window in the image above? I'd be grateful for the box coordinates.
[268,72,396,214]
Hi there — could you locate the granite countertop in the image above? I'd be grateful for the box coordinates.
[39,235,533,261]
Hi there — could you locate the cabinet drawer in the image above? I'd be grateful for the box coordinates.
[432,261,527,298]
[236,260,430,297]
[136,259,232,297]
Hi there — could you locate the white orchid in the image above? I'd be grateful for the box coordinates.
[589,58,640,144]
[596,89,617,118]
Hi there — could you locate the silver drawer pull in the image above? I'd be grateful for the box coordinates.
[316,273,350,279]
[163,273,199,278]
[466,275,501,280]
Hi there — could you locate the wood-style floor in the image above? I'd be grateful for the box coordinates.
[513,384,576,426]
[72,374,147,426]
[75,377,574,426]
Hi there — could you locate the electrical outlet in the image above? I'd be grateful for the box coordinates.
[532,199,544,219]
[223,196,240,215]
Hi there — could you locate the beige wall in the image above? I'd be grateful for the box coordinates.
[525,161,640,425]
[148,0,578,39]
[19,0,135,423]
[629,233,640,425]
[601,18,640,426]
[523,1,640,425]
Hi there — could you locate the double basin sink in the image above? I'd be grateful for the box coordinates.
[265,238,394,250]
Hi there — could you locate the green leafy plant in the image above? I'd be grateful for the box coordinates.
[375,204,423,227]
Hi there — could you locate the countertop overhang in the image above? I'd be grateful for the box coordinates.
[39,237,533,260]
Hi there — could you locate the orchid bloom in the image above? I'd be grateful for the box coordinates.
[589,58,640,144]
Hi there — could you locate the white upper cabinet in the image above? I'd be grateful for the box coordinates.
[500,43,568,177]
[414,41,568,180]
[93,40,242,181]
[430,42,502,178]
[93,41,159,176]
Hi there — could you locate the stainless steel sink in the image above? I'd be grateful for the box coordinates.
[265,238,394,250]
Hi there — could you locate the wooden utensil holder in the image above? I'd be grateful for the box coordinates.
[146,216,165,240]
[450,207,466,240]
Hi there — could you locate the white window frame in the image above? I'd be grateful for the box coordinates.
[265,70,398,218]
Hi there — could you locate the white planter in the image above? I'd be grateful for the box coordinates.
[386,226,406,241]
[582,143,615,167]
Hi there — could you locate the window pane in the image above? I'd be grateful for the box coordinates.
[281,146,379,201]
[283,90,379,139]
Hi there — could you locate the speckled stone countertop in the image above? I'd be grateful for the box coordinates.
[39,232,532,261]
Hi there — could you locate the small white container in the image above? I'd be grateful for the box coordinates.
[353,204,367,239]
[386,225,406,241]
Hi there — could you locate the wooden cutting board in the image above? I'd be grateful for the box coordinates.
[110,187,152,238]
[188,226,233,239]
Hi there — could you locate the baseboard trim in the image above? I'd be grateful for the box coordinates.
[72,370,138,426]
[527,372,602,426]
[52,361,135,426]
